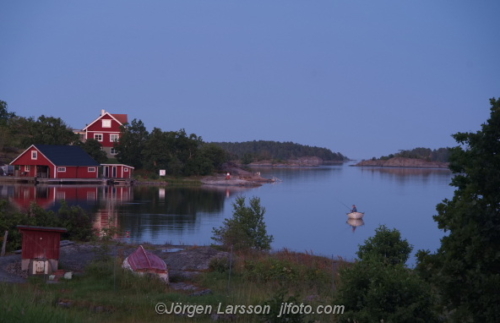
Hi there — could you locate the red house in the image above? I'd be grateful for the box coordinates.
[10,144,100,179]
[17,225,67,274]
[82,110,128,157]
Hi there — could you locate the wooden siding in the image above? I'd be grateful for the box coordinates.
[85,114,123,147]
[10,146,99,179]
[18,226,66,260]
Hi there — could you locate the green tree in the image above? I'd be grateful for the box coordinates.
[199,143,228,170]
[76,138,108,163]
[357,225,413,265]
[212,196,273,251]
[0,100,15,126]
[416,98,500,322]
[20,115,79,147]
[336,225,438,323]
[142,127,170,173]
[114,119,149,168]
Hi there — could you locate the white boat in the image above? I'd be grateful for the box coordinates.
[347,211,364,219]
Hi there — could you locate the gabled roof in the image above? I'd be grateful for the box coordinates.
[82,110,128,131]
[11,145,100,166]
[112,114,128,124]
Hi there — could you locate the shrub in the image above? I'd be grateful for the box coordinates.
[212,197,273,251]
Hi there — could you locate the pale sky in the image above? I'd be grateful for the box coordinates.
[1,1,499,159]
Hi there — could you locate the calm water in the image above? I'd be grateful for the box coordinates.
[1,164,454,266]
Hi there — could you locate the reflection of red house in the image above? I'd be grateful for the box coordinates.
[82,110,128,157]
[8,186,99,211]
[10,145,100,179]
[102,164,134,179]
[94,186,133,238]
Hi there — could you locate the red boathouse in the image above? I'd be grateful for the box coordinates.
[10,144,100,179]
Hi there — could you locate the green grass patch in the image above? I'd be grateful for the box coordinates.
[0,247,348,323]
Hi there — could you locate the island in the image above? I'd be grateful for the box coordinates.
[353,157,449,168]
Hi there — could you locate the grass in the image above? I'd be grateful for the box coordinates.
[0,247,349,323]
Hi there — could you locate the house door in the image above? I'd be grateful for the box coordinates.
[112,166,117,178]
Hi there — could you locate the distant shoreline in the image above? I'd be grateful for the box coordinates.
[352,157,449,169]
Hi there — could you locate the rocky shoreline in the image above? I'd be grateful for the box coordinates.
[0,241,229,292]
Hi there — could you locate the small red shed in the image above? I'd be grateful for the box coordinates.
[17,225,67,275]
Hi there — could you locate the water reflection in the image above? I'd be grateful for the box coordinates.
[0,184,253,242]
[347,218,365,233]
[358,167,452,185]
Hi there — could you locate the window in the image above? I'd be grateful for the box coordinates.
[24,165,30,171]
[94,134,103,142]
[88,167,96,172]
[31,151,38,160]
[110,134,119,142]
[102,119,111,128]
[124,168,129,172]
[110,147,117,155]
[57,167,66,172]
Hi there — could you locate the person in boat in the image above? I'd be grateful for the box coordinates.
[351,205,357,213]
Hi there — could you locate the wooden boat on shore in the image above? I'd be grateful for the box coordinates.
[347,211,365,219]
[122,245,169,283]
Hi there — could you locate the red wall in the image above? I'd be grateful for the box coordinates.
[20,229,63,260]
[11,147,55,177]
[55,166,98,179]
[11,147,98,179]
[86,115,122,147]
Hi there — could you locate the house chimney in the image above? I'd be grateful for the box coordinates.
[101,109,106,116]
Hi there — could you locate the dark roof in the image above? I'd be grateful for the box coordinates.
[35,145,100,166]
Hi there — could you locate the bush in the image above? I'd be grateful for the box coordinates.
[0,200,94,252]
[357,224,413,265]
[212,197,273,251]
[336,225,438,322]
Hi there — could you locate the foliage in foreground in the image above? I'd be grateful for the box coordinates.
[1,244,345,323]
[336,225,438,323]
[0,200,94,251]
[416,98,500,322]
[212,196,273,251]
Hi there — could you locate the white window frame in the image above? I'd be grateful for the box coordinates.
[110,134,119,142]
[102,119,112,128]
[94,133,103,142]
[88,167,96,172]
[124,168,129,172]
[110,147,117,155]
[57,167,66,172]
[24,165,30,171]
[31,151,38,160]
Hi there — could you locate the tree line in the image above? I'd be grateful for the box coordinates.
[0,100,228,176]
[378,146,451,162]
[213,140,348,164]
[113,119,228,176]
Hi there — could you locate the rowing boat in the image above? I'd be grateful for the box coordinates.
[347,211,365,219]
